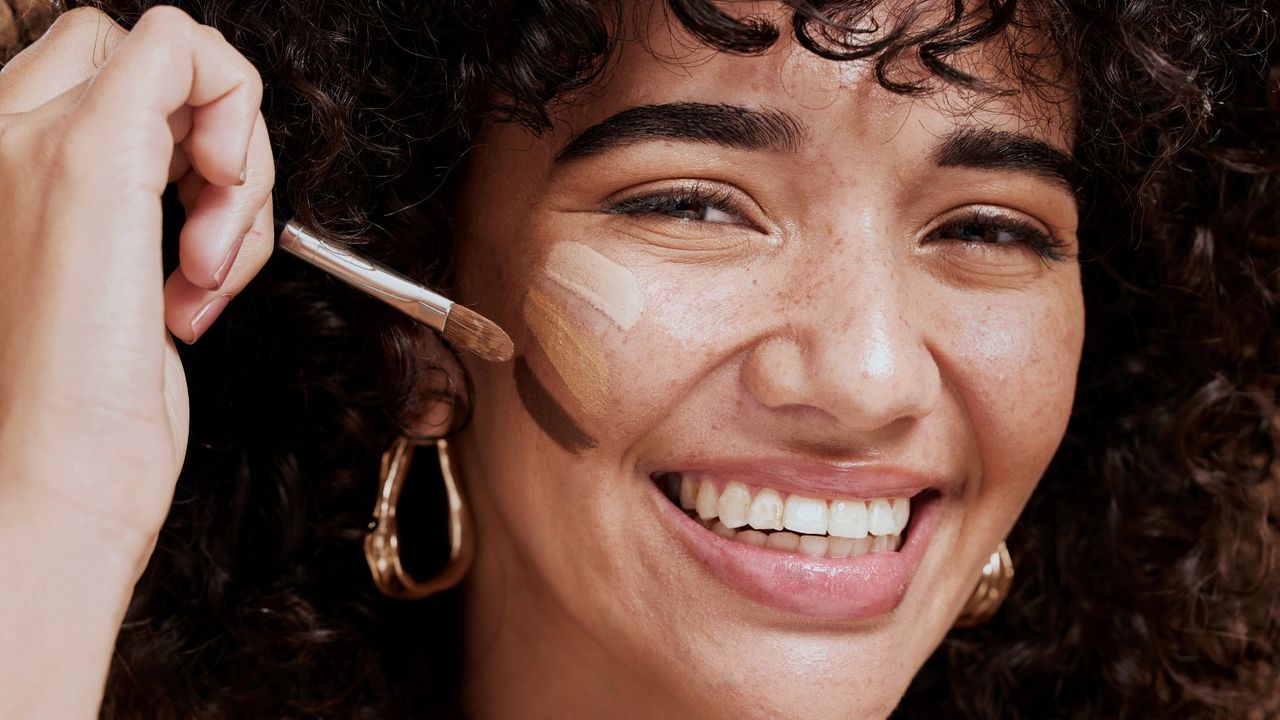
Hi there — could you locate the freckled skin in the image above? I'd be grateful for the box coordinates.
[447,5,1083,720]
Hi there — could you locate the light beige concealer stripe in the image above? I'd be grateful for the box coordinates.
[544,242,644,331]
[522,286,610,418]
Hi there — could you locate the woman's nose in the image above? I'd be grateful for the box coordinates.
[740,257,942,435]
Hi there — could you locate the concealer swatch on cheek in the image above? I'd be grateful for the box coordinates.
[544,242,644,331]
[522,285,610,418]
[513,356,598,452]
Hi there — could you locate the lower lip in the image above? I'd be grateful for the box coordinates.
[650,481,937,621]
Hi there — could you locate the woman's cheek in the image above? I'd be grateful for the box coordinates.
[941,284,1083,495]
[593,261,775,425]
[482,195,784,450]
[510,240,711,450]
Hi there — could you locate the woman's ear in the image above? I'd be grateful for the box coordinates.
[388,324,471,440]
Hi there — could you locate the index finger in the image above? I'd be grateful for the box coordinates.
[78,5,261,190]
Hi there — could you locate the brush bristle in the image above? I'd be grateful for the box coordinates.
[443,304,514,363]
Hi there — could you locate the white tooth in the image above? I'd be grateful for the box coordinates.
[891,497,910,534]
[747,488,784,531]
[827,499,869,538]
[827,537,855,558]
[867,498,895,536]
[798,535,829,557]
[782,494,828,535]
[717,481,752,528]
[678,475,697,510]
[849,536,873,556]
[871,533,894,552]
[737,529,768,546]
[891,533,903,551]
[711,521,736,539]
[764,531,800,551]
[695,477,720,521]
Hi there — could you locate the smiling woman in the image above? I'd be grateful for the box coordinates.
[0,0,1276,719]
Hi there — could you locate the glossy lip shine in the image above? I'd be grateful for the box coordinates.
[647,464,940,620]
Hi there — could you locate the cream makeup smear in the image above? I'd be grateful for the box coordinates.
[520,241,644,434]
[522,286,610,417]
[544,242,644,331]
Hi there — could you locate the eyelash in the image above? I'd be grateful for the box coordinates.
[926,209,1070,262]
[604,183,1070,262]
[603,182,753,228]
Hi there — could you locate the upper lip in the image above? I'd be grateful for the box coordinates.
[644,457,951,499]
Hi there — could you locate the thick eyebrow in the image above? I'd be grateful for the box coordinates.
[930,127,1080,195]
[556,104,1078,197]
[555,102,806,162]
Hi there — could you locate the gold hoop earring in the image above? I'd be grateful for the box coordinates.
[953,541,1014,628]
[364,435,475,599]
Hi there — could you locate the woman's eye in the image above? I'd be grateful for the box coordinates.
[604,184,749,227]
[938,221,1026,245]
[657,197,737,223]
[927,212,1069,262]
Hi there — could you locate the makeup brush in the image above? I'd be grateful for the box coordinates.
[277,218,514,363]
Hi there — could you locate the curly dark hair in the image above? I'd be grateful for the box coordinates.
[4,0,1278,717]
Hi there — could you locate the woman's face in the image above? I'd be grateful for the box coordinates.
[448,6,1082,718]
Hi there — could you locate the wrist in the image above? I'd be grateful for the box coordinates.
[0,476,147,719]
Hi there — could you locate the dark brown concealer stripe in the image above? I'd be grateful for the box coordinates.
[513,355,598,453]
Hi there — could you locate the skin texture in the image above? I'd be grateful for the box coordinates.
[449,7,1083,720]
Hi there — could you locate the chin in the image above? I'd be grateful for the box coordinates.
[575,460,971,719]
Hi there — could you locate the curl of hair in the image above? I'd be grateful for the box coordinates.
[4,0,1277,716]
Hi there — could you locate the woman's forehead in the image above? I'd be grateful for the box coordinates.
[545,1,1075,155]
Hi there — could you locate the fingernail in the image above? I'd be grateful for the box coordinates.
[238,138,251,185]
[189,294,233,342]
[212,232,246,288]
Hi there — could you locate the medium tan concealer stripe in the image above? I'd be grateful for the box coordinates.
[522,286,609,418]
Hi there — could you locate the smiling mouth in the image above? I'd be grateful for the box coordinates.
[652,472,919,559]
